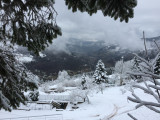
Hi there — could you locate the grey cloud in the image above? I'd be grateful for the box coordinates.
[50,0,160,53]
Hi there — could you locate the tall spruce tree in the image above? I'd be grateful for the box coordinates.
[93,60,108,84]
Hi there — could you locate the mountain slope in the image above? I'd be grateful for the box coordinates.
[24,36,160,78]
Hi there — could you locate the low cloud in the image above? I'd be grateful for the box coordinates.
[49,0,160,53]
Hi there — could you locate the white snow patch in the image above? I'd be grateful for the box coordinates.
[16,54,33,63]
[0,85,159,120]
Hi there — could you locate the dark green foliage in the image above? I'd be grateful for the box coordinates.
[0,45,38,111]
[81,74,87,90]
[154,55,160,75]
[131,56,142,79]
[65,0,137,22]
[0,0,62,55]
[133,56,141,71]
[0,0,61,110]
[28,91,39,101]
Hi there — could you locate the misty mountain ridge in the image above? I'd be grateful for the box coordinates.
[23,36,160,79]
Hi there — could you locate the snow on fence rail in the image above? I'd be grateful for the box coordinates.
[39,95,70,101]
[0,114,63,120]
[39,95,84,102]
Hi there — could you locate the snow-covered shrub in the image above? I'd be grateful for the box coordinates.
[28,91,39,101]
[124,80,136,92]
[108,74,119,85]
[114,59,134,86]
[95,83,106,94]
[62,80,77,87]
[74,78,82,87]
[56,85,65,93]
[120,88,126,94]
[24,94,30,101]
[70,89,90,103]
[87,77,96,87]
[57,70,70,81]
[41,83,50,93]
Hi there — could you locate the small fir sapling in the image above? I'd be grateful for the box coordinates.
[28,91,39,101]
[81,74,87,90]
[131,57,142,80]
[154,55,160,75]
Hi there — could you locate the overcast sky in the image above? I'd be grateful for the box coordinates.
[49,0,160,52]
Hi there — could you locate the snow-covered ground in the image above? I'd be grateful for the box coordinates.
[0,85,159,120]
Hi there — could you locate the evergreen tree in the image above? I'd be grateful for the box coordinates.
[154,55,160,75]
[93,60,108,84]
[131,56,142,80]
[28,91,39,101]
[81,74,87,90]
[0,0,62,55]
[0,0,60,111]
[0,44,38,111]
[133,56,141,71]
[65,0,137,22]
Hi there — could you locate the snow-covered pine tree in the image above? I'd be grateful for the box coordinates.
[28,91,39,101]
[131,56,142,80]
[93,60,108,84]
[81,74,87,90]
[133,56,141,71]
[154,55,160,75]
[0,44,38,111]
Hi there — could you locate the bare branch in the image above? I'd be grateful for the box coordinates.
[127,113,138,120]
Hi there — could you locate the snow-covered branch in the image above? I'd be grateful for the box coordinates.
[128,52,160,114]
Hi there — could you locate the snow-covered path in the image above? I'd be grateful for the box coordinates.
[0,86,159,120]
